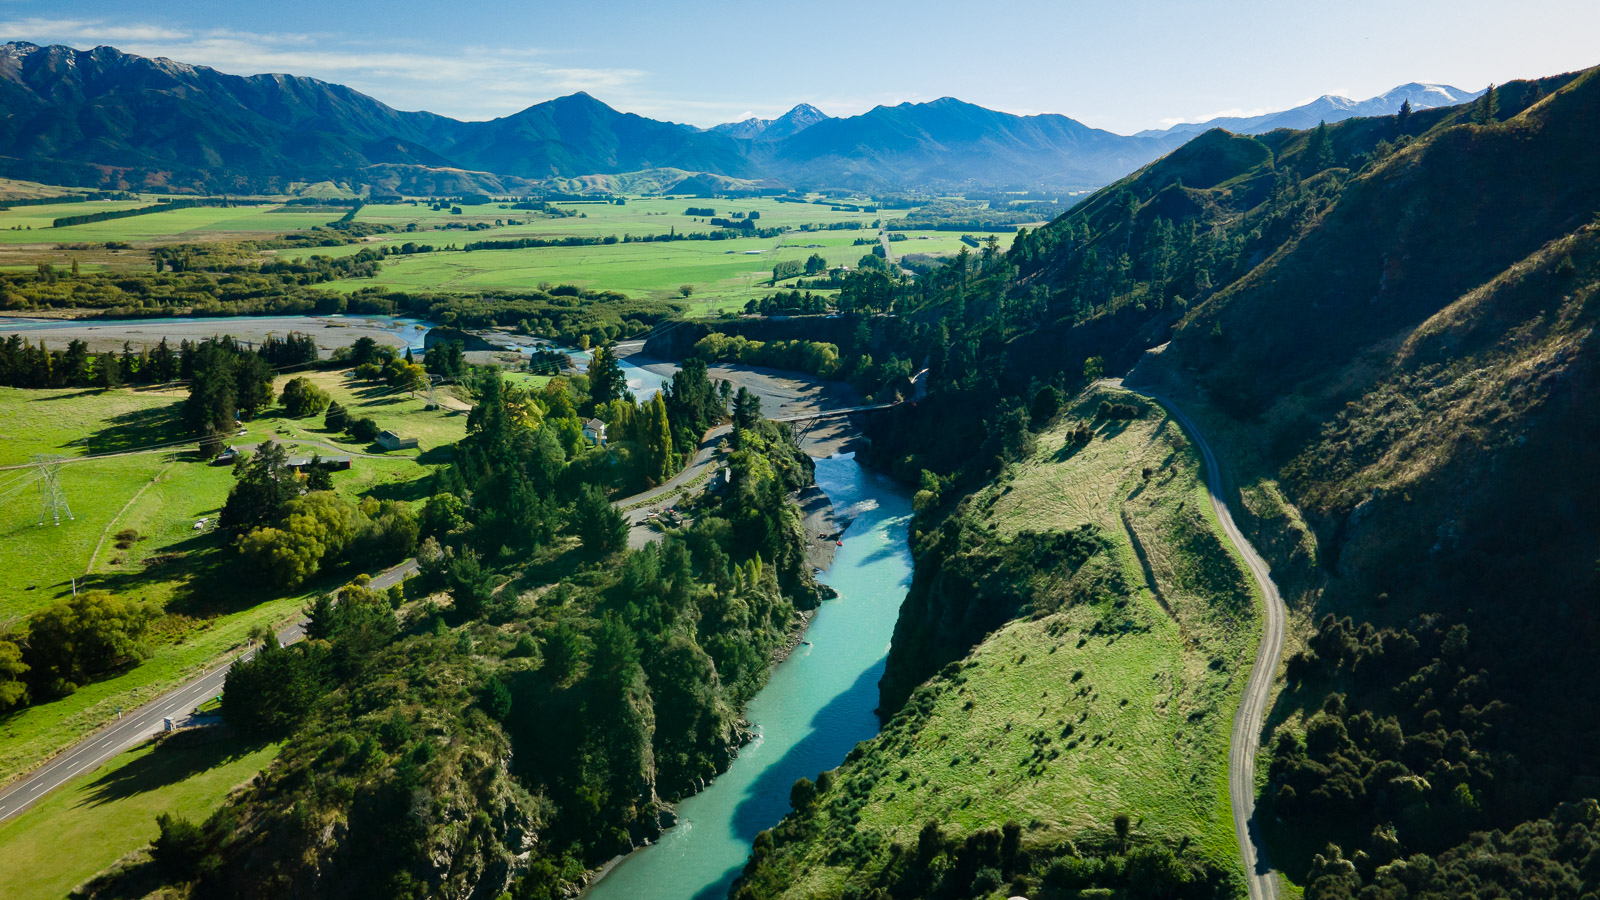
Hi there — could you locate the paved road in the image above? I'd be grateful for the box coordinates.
[0,557,417,824]
[1114,380,1284,900]
[615,425,732,547]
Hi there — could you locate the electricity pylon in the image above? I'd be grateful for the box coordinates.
[32,454,72,525]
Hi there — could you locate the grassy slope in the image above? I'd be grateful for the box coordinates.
[0,735,279,900]
[761,388,1261,896]
[0,379,441,785]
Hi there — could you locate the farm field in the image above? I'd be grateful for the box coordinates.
[0,378,442,785]
[0,188,989,309]
[764,387,1263,893]
[0,735,279,900]
[303,228,979,308]
[352,195,882,233]
[0,201,354,246]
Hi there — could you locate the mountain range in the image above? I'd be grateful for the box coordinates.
[0,41,1482,195]
[1140,82,1482,137]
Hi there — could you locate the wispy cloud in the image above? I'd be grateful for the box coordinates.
[0,17,190,42]
[0,17,648,120]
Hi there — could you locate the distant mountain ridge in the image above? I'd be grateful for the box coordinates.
[1142,82,1483,137]
[0,41,1485,195]
[708,104,831,141]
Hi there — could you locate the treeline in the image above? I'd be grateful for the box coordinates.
[745,290,833,316]
[884,199,1041,232]
[0,330,318,390]
[692,333,846,381]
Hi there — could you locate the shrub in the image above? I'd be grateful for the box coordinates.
[347,416,381,442]
[279,376,332,418]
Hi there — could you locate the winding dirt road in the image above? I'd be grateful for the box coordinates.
[1116,381,1284,900]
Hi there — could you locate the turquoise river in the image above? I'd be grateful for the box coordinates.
[586,453,913,900]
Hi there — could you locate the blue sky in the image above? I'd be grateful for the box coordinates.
[3,0,1596,132]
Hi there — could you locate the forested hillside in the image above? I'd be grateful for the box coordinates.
[719,65,1600,897]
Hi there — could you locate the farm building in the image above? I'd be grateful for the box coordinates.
[377,430,419,451]
[583,418,607,445]
[285,455,352,471]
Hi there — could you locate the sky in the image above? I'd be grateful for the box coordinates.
[2,0,1596,133]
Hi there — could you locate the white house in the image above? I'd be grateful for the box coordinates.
[583,418,607,445]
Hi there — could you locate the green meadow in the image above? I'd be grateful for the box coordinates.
[0,735,280,900]
[0,201,353,246]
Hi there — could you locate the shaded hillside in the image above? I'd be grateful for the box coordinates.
[820,64,1600,896]
[0,42,466,192]
[435,92,753,180]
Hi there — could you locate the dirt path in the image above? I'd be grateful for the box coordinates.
[1114,380,1284,900]
[86,459,174,574]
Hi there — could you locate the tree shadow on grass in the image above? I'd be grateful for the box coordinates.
[82,402,186,455]
[364,477,434,504]
[416,445,454,466]
[29,389,100,402]
[78,729,271,808]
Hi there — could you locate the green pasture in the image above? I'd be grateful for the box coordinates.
[0,381,437,785]
[0,735,279,900]
[297,227,974,308]
[0,203,351,246]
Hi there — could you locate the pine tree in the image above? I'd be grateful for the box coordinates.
[587,344,628,408]
[95,351,121,389]
[1475,84,1499,125]
[1307,121,1335,172]
[1397,98,1412,131]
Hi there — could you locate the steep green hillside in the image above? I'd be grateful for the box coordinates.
[830,63,1600,897]
[732,388,1258,899]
